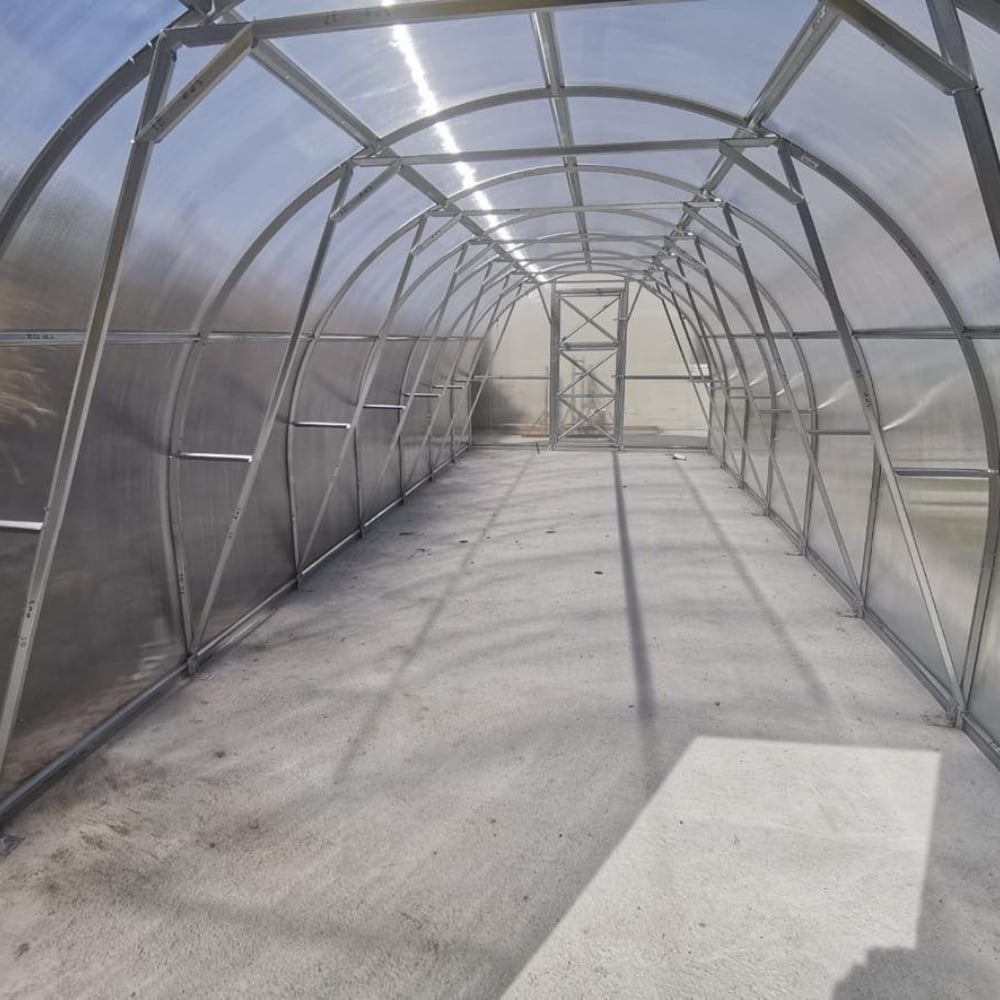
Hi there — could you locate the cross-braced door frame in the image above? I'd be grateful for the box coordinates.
[549,282,629,449]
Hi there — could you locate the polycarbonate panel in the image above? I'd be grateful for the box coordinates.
[390,251,465,337]
[400,394,434,488]
[0,89,141,330]
[689,251,756,335]
[868,0,939,49]
[455,172,574,212]
[213,192,332,334]
[292,338,370,560]
[902,474,987,669]
[310,175,433,331]
[577,161,709,204]
[795,163,948,330]
[866,478,949,685]
[732,222,834,332]
[770,22,1000,324]
[438,271,495,339]
[393,99,558,154]
[112,61,357,332]
[451,338,483,450]
[327,234,414,335]
[486,291,549,377]
[177,340,295,637]
[707,387,726,456]
[798,338,866,430]
[0,0,175,185]
[258,13,541,139]
[2,342,186,794]
[860,338,987,470]
[556,0,812,115]
[587,208,676,239]
[0,342,76,769]
[567,97,728,145]
[502,210,586,242]
[429,339,463,459]
[809,434,872,583]
[743,408,772,503]
[769,415,808,533]
[358,339,411,515]
[412,157,555,199]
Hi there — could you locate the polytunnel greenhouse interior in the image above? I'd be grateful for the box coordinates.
[3,0,1000,996]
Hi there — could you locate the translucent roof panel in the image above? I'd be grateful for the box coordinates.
[412,157,563,198]
[577,152,720,199]
[556,0,813,114]
[866,0,940,49]
[0,0,177,187]
[112,61,359,332]
[769,21,1000,324]
[0,88,141,331]
[307,173,434,331]
[393,99,559,154]
[566,97,731,144]
[453,172,574,212]
[259,13,542,138]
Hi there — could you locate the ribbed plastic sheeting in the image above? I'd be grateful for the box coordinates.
[1,0,1000,816]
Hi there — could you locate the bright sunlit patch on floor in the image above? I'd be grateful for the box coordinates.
[503,737,940,999]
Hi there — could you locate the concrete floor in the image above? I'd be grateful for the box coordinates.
[2,449,1000,999]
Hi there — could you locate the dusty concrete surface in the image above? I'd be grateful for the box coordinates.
[2,449,999,999]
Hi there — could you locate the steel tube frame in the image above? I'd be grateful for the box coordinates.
[5,0,1000,796]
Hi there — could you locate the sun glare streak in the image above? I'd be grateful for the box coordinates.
[381,0,539,274]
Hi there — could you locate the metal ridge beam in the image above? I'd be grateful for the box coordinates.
[168,0,691,46]
[356,137,773,166]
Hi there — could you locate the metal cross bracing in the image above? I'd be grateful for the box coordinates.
[548,285,629,448]
[3,0,1000,806]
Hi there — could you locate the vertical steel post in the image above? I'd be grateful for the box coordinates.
[549,291,562,449]
[926,0,1000,700]
[613,281,629,449]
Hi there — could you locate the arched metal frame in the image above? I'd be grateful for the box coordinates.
[2,0,1000,818]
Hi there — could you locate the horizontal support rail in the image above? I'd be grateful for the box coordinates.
[355,136,774,167]
[292,420,352,428]
[807,428,871,435]
[623,374,710,381]
[0,520,44,533]
[363,403,406,410]
[175,451,253,462]
[169,0,698,47]
[894,467,993,479]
